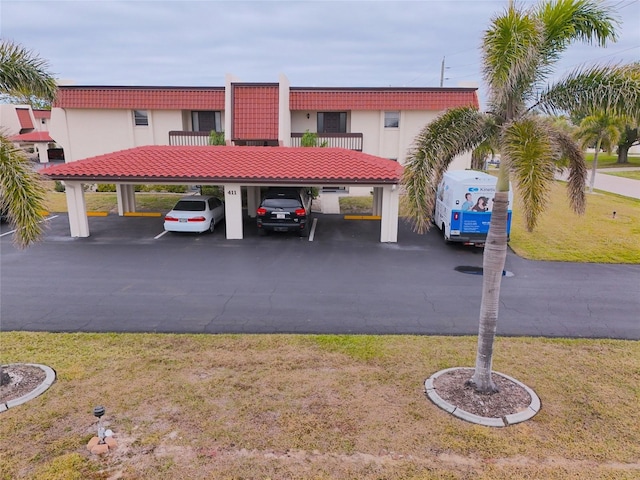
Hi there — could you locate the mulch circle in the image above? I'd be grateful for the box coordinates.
[0,364,49,404]
[432,368,531,418]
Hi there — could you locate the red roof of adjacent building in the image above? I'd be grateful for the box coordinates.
[16,108,34,129]
[54,86,225,110]
[290,88,479,111]
[33,110,51,119]
[9,131,55,142]
[40,146,403,184]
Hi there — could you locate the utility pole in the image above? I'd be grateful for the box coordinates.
[440,56,447,87]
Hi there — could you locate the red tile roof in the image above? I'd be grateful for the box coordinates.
[54,86,225,110]
[290,88,479,111]
[16,108,34,129]
[232,85,279,140]
[33,110,51,119]
[40,146,402,184]
[9,131,55,142]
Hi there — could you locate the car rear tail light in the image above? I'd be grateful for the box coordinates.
[164,216,178,222]
[257,208,267,216]
[294,208,306,217]
[453,212,460,220]
[188,216,206,222]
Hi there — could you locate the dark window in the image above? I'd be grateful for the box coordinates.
[134,110,149,126]
[173,200,206,212]
[192,111,222,132]
[262,198,302,208]
[317,112,347,133]
[384,111,400,128]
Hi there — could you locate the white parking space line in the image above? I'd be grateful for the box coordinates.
[0,215,59,238]
[154,230,169,240]
[308,217,318,242]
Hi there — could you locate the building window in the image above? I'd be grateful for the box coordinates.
[192,111,222,132]
[384,111,400,128]
[317,112,347,133]
[133,110,149,126]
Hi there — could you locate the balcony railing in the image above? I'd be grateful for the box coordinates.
[291,132,363,151]
[169,131,210,146]
[170,131,364,151]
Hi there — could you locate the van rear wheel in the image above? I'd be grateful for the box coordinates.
[442,224,451,244]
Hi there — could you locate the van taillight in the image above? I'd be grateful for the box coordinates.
[453,212,460,220]
[257,208,267,216]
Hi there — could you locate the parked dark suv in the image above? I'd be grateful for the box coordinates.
[256,187,312,237]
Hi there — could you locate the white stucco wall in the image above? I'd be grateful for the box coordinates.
[0,104,28,135]
[50,108,185,162]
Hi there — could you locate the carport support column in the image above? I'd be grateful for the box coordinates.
[65,181,89,237]
[372,187,383,216]
[246,186,261,218]
[116,184,136,216]
[380,185,399,243]
[223,183,243,239]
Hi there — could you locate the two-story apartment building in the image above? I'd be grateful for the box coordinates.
[44,74,479,242]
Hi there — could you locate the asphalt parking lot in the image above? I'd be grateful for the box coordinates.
[1,212,639,339]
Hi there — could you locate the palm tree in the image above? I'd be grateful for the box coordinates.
[0,40,57,248]
[402,0,640,393]
[575,112,624,192]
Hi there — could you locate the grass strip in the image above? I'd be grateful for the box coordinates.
[1,333,639,479]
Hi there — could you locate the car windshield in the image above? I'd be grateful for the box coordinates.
[173,200,206,212]
[262,198,301,208]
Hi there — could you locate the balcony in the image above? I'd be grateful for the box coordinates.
[291,132,363,151]
[169,131,210,146]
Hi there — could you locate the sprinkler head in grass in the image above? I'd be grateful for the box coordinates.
[94,406,106,442]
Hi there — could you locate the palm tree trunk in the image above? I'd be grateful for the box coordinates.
[589,140,601,193]
[469,190,510,394]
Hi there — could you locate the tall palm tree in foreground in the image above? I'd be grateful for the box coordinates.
[0,40,57,248]
[402,0,640,393]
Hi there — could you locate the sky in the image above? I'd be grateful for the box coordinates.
[1,0,639,107]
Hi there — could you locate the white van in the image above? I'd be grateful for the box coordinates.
[434,170,513,245]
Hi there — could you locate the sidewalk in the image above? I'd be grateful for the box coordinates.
[557,167,640,199]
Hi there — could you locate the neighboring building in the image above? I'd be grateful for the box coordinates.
[0,104,60,163]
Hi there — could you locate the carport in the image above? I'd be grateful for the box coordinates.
[40,146,404,242]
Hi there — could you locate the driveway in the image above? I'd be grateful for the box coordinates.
[1,213,639,339]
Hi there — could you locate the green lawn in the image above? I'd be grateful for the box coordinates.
[508,181,640,263]
[1,333,638,480]
[583,152,640,168]
[601,170,640,181]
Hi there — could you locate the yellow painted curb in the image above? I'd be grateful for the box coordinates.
[87,212,109,217]
[343,215,382,220]
[123,212,162,217]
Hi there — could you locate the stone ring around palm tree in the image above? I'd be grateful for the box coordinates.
[0,364,56,412]
[424,367,540,427]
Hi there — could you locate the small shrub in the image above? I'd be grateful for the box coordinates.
[54,181,65,193]
[96,184,116,192]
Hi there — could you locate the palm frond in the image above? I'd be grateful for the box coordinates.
[0,40,57,101]
[483,5,542,115]
[537,0,618,58]
[401,107,489,233]
[550,127,587,215]
[502,117,557,231]
[0,132,47,248]
[540,63,640,121]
